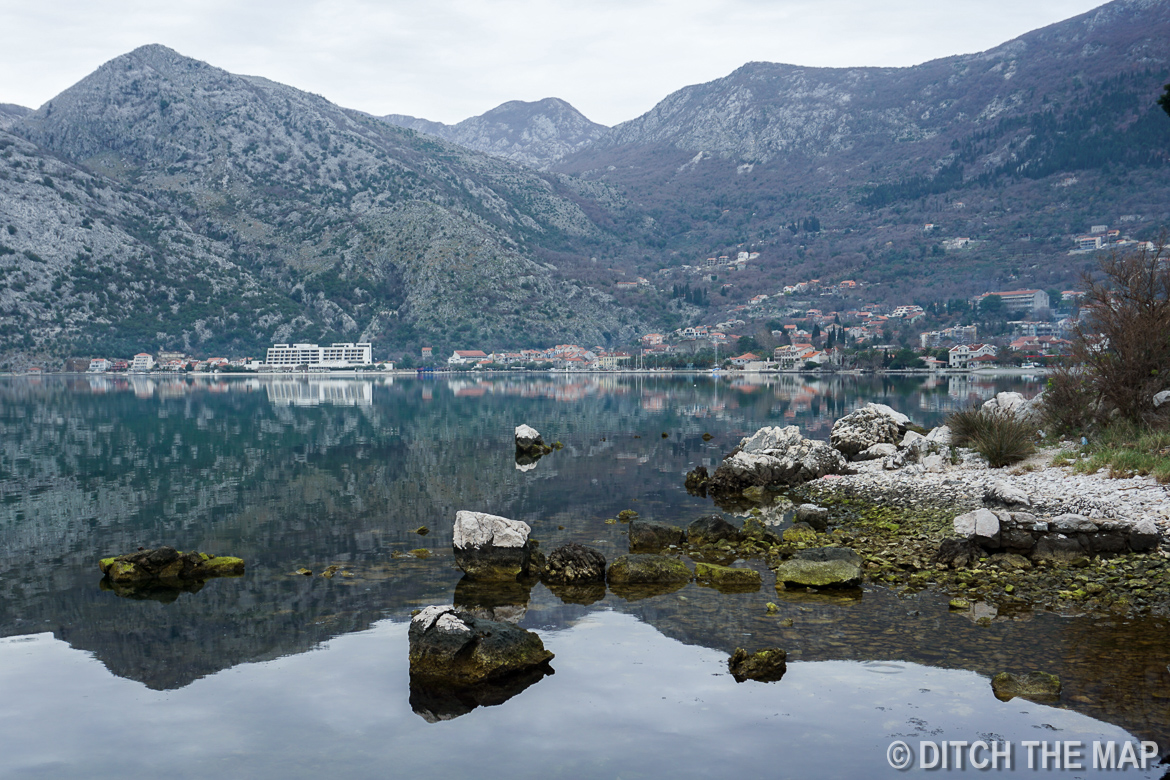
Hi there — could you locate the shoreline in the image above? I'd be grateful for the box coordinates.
[0,367,1049,378]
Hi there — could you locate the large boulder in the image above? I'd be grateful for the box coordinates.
[607,554,692,585]
[453,511,536,581]
[982,392,1044,425]
[954,508,1001,548]
[707,426,848,493]
[408,605,553,687]
[728,648,787,683]
[772,557,861,588]
[542,543,607,585]
[866,403,911,432]
[687,515,744,546]
[830,407,902,457]
[628,519,687,552]
[99,547,244,584]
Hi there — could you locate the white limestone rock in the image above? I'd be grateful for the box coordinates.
[831,407,902,457]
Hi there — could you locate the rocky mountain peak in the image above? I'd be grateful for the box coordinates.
[381,96,607,169]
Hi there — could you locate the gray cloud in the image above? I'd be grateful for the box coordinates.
[0,0,1105,125]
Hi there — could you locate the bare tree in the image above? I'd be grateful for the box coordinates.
[1067,234,1170,424]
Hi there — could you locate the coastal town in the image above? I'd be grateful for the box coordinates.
[64,284,1079,374]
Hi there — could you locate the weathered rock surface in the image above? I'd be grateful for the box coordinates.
[708,426,848,493]
[772,557,861,588]
[984,480,1031,508]
[628,519,687,551]
[830,407,902,457]
[542,543,607,585]
[408,605,554,687]
[452,511,536,580]
[99,547,244,583]
[991,671,1061,702]
[695,562,761,591]
[854,443,898,461]
[607,554,692,585]
[794,503,830,531]
[687,515,744,546]
[728,648,787,683]
[982,391,1044,425]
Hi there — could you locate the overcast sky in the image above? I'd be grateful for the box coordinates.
[1,0,1106,126]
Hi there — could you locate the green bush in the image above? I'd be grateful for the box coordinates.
[946,406,1036,468]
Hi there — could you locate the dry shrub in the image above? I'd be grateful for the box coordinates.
[1070,236,1170,426]
[1042,361,1097,435]
[946,406,1037,468]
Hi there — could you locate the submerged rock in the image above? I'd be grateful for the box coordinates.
[830,407,902,458]
[99,547,244,584]
[772,557,861,588]
[687,515,743,546]
[408,605,554,687]
[695,562,761,592]
[452,510,537,581]
[991,671,1061,702]
[706,426,848,494]
[542,543,607,585]
[728,648,787,683]
[628,519,686,552]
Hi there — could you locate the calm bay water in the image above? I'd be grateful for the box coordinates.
[0,372,1165,779]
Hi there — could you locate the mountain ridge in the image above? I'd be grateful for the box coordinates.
[380,97,607,169]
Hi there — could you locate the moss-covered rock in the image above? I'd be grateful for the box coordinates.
[772,558,861,588]
[607,554,692,585]
[98,547,244,584]
[695,562,762,592]
[728,647,787,683]
[687,515,743,546]
[542,543,606,585]
[782,522,818,545]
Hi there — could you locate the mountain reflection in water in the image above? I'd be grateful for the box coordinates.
[2,373,1168,772]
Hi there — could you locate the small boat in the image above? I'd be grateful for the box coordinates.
[1020,362,1038,369]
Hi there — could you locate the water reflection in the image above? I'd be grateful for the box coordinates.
[0,613,1158,779]
[9,373,1170,758]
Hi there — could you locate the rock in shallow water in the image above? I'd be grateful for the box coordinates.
[695,562,761,592]
[707,426,848,493]
[990,671,1061,702]
[408,605,553,687]
[772,558,861,588]
[99,546,244,583]
[607,554,692,585]
[542,543,606,585]
[452,510,537,581]
[687,515,743,546]
[628,519,686,552]
[728,648,787,683]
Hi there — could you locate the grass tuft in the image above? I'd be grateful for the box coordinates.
[946,406,1037,469]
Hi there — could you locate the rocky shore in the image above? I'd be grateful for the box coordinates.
[684,395,1170,618]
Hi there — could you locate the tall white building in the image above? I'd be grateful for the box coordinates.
[130,353,155,372]
[265,343,373,368]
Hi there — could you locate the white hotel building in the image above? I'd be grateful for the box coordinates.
[265,343,373,369]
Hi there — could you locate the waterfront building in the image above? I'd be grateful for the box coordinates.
[130,353,155,372]
[265,343,374,368]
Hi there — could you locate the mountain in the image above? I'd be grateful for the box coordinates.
[0,103,30,130]
[381,98,608,169]
[7,45,642,360]
[555,0,1170,304]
